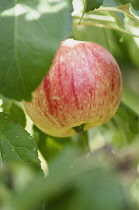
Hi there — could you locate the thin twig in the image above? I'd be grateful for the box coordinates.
[74,21,139,39]
[94,6,139,23]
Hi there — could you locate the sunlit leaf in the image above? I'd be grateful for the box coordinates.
[0,0,73,101]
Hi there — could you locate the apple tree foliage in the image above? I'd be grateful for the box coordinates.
[0,0,139,209]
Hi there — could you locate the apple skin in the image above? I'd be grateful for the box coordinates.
[24,39,122,137]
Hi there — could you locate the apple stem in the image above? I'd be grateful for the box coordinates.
[79,131,90,153]
[73,125,90,153]
[73,124,84,135]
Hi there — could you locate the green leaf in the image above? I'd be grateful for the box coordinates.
[116,0,139,10]
[0,113,42,172]
[0,94,26,127]
[118,3,139,22]
[0,0,73,101]
[33,125,78,162]
[3,103,26,128]
[113,103,139,144]
[122,83,139,115]
[103,0,124,28]
[109,11,124,28]
[76,3,139,39]
[84,0,103,13]
[33,124,90,161]
[96,3,139,23]
[87,102,139,148]
[80,0,103,23]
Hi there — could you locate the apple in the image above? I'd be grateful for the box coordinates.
[24,39,122,137]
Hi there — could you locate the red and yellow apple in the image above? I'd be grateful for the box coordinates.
[24,39,122,137]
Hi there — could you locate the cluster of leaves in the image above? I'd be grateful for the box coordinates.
[0,0,139,209]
